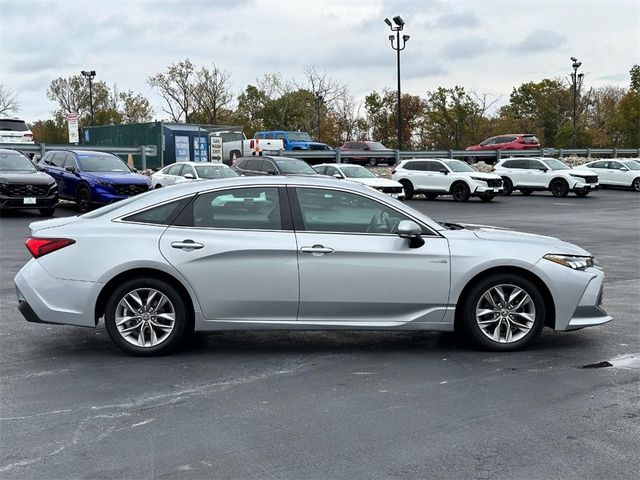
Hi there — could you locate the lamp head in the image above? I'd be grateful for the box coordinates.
[402,34,410,42]
[392,15,405,27]
[384,17,392,26]
[570,56,577,62]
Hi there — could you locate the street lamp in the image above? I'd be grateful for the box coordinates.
[81,70,96,125]
[315,92,323,139]
[385,15,409,150]
[569,58,583,148]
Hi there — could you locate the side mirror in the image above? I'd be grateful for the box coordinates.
[183,173,195,179]
[397,220,425,248]
[539,168,548,172]
[620,167,628,171]
[267,169,278,175]
[65,165,77,174]
[333,173,343,179]
[440,169,448,175]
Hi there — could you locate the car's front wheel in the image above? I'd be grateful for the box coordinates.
[632,177,640,192]
[462,274,546,351]
[399,180,414,200]
[550,179,569,197]
[501,177,513,196]
[104,278,188,356]
[76,186,92,213]
[451,182,471,202]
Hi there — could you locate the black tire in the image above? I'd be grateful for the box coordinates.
[104,278,188,356]
[39,208,56,217]
[550,179,569,197]
[632,178,640,192]
[155,184,163,189]
[451,182,471,202]
[479,194,494,202]
[575,190,590,197]
[76,186,92,213]
[461,274,546,351]
[501,177,513,196]
[520,189,533,196]
[368,158,379,167]
[400,180,414,200]
[425,193,439,200]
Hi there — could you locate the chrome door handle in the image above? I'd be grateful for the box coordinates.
[171,240,204,250]
[300,245,334,254]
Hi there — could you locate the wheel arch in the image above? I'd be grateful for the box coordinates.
[449,179,471,193]
[94,267,195,330]
[453,265,556,331]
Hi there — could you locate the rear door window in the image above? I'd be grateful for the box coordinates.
[528,160,546,170]
[51,152,67,168]
[246,159,262,171]
[167,164,183,176]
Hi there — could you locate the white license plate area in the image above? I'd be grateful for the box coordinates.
[23,197,36,205]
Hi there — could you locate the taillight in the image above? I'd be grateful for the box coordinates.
[391,169,396,174]
[25,238,75,258]
[249,139,255,149]
[22,133,34,142]
[490,167,496,172]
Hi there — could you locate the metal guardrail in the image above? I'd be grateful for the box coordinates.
[3,143,639,168]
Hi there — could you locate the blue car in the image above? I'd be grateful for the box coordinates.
[38,150,151,212]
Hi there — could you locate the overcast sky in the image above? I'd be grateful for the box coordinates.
[1,0,638,122]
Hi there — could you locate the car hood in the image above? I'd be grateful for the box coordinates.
[568,168,598,176]
[447,223,590,256]
[0,171,55,184]
[464,172,502,180]
[348,177,402,188]
[83,172,150,184]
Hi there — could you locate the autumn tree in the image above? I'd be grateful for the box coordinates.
[189,64,233,124]
[118,90,153,124]
[148,59,197,122]
[364,90,425,149]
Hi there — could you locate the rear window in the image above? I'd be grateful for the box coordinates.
[522,135,539,143]
[122,197,192,225]
[0,120,29,131]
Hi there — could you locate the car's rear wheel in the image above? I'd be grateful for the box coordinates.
[550,179,569,197]
[76,186,92,213]
[400,180,414,200]
[104,278,188,356]
[39,208,56,217]
[501,177,513,196]
[632,177,640,192]
[462,274,545,351]
[425,193,439,200]
[451,182,471,202]
[520,188,533,196]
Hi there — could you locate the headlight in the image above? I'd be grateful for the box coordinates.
[470,176,487,182]
[570,174,585,180]
[544,254,596,270]
[95,179,114,188]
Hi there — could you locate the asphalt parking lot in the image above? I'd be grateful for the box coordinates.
[1,189,639,480]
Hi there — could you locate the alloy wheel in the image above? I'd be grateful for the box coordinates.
[475,284,536,344]
[115,288,176,348]
[633,178,640,192]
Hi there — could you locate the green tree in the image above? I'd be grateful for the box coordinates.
[364,89,424,149]
[630,65,640,91]
[118,90,153,124]
[30,112,68,144]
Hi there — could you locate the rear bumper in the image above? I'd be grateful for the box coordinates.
[14,259,101,327]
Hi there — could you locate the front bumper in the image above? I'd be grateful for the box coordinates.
[93,185,150,205]
[14,259,101,327]
[570,182,599,192]
[0,194,58,210]
[473,185,504,195]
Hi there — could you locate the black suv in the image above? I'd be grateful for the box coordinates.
[0,149,58,216]
[233,156,319,176]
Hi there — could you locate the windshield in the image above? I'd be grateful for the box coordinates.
[287,132,313,142]
[623,161,640,171]
[366,142,387,150]
[543,158,571,170]
[0,150,36,172]
[77,154,130,172]
[443,160,475,172]
[273,158,316,174]
[340,165,376,178]
[216,132,244,143]
[195,165,238,178]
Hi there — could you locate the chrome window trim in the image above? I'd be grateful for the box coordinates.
[112,193,196,226]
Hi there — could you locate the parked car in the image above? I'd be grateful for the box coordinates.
[0,148,57,216]
[254,131,331,151]
[466,134,540,163]
[313,163,404,199]
[15,176,610,356]
[492,157,599,197]
[391,158,503,202]
[0,118,34,144]
[208,130,284,164]
[38,150,151,212]
[232,156,318,176]
[151,162,237,188]
[578,159,640,192]
[339,141,392,166]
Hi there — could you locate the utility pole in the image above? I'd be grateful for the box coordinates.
[385,16,410,150]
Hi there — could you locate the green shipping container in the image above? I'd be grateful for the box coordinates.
[83,122,163,169]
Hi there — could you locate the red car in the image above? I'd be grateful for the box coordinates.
[466,134,540,155]
[339,141,393,166]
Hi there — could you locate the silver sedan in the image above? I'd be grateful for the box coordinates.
[14,176,611,355]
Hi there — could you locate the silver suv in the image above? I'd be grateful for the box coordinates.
[492,157,599,197]
[391,158,503,201]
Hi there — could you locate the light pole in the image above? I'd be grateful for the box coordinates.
[81,70,96,125]
[385,16,409,150]
[315,92,323,139]
[570,57,583,148]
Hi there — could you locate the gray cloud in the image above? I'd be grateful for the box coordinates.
[509,29,567,53]
[435,11,480,28]
[441,37,491,60]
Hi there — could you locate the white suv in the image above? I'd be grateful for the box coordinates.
[0,118,34,144]
[493,157,599,197]
[391,158,504,202]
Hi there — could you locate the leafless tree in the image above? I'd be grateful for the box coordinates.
[0,84,19,117]
[148,59,197,122]
[194,64,232,124]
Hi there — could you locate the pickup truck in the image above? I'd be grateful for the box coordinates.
[209,130,284,165]
[254,131,331,152]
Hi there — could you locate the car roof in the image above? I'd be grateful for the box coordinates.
[166,162,229,167]
[63,149,118,156]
